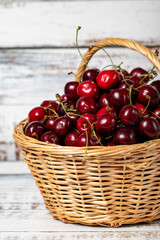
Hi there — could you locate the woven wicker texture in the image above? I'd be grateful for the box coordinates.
[13,38,160,227]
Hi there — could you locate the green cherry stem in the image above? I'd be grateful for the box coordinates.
[129,85,133,105]
[141,96,151,116]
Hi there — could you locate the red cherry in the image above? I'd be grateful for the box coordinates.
[61,94,68,102]
[40,100,59,115]
[89,131,103,146]
[95,113,117,136]
[77,80,99,99]
[82,68,100,82]
[77,132,91,147]
[98,93,110,108]
[130,67,150,82]
[137,85,160,109]
[134,103,148,115]
[150,80,160,94]
[57,99,76,116]
[96,105,117,119]
[28,107,46,123]
[64,81,79,100]
[65,132,80,146]
[45,117,57,131]
[40,131,59,144]
[66,112,79,126]
[109,88,132,111]
[76,96,98,115]
[25,121,45,139]
[119,105,140,126]
[113,127,137,145]
[118,79,134,89]
[52,116,73,136]
[96,70,119,90]
[77,113,96,133]
[152,107,160,123]
[105,141,114,146]
[139,117,160,139]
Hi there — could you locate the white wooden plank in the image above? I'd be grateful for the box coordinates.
[0,1,159,47]
[0,162,30,174]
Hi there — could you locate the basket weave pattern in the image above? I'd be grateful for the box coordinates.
[13,38,160,227]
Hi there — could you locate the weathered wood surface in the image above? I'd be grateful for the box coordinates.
[0,47,160,161]
[0,162,160,240]
[0,1,160,47]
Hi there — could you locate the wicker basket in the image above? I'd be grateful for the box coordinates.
[13,38,160,227]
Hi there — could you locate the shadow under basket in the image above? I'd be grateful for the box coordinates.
[13,38,160,227]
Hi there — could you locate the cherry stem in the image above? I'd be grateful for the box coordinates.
[68,72,77,78]
[141,96,150,116]
[93,130,103,146]
[45,106,59,117]
[102,62,123,71]
[83,130,88,163]
[129,85,133,105]
[56,93,69,116]
[76,26,89,70]
[105,135,113,140]
[139,66,155,84]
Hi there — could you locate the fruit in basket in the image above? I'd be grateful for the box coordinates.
[119,105,140,126]
[139,117,160,139]
[41,131,59,144]
[77,80,99,99]
[113,127,137,145]
[96,70,119,90]
[82,68,100,82]
[25,121,45,139]
[28,107,46,123]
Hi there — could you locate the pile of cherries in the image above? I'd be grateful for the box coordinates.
[25,65,160,147]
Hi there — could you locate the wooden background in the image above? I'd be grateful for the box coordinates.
[1,1,160,239]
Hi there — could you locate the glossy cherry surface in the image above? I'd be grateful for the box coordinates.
[89,131,103,146]
[95,113,117,136]
[119,105,140,126]
[139,117,160,139]
[77,132,91,147]
[96,70,119,90]
[150,80,160,94]
[109,88,131,111]
[134,103,148,115]
[113,127,137,145]
[45,117,57,131]
[96,105,117,119]
[40,100,59,115]
[82,68,100,82]
[152,107,160,123]
[76,96,98,115]
[77,80,99,99]
[64,81,79,100]
[130,67,150,82]
[118,79,134,89]
[25,121,45,139]
[52,116,73,136]
[98,93,110,108]
[40,131,59,144]
[77,113,96,133]
[65,132,80,146]
[28,107,46,123]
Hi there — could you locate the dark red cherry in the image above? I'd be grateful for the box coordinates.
[82,68,100,82]
[52,116,73,136]
[130,67,150,82]
[152,107,160,123]
[66,112,79,126]
[77,132,92,147]
[119,105,140,126]
[40,100,59,115]
[134,103,148,116]
[109,88,132,111]
[96,105,117,119]
[118,79,134,89]
[25,121,45,139]
[113,127,137,145]
[77,113,96,133]
[150,80,160,94]
[98,93,110,108]
[40,131,59,144]
[105,141,114,146]
[139,117,160,139]
[28,107,46,123]
[137,85,160,109]
[89,131,103,146]
[95,113,117,136]
[116,68,130,81]
[77,80,99,99]
[64,81,79,100]
[65,132,80,146]
[57,99,76,116]
[45,117,57,131]
[96,70,119,90]
[76,96,98,115]
[129,76,143,88]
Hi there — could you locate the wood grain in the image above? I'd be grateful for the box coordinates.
[0,1,159,47]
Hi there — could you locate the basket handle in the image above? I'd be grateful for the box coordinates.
[74,38,160,82]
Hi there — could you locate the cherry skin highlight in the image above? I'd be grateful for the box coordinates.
[82,68,100,82]
[65,132,80,146]
[96,70,119,90]
[52,116,73,136]
[95,113,117,136]
[28,107,46,123]
[77,113,96,133]
[40,131,59,144]
[139,117,160,140]
[119,105,140,126]
[76,96,98,115]
[77,80,99,100]
[25,121,45,139]
[113,127,137,145]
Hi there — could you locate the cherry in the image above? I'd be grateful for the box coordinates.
[40,100,59,115]
[119,105,140,126]
[130,67,150,82]
[113,127,137,145]
[129,76,143,88]
[118,79,134,90]
[65,132,80,146]
[109,88,132,111]
[57,99,76,116]
[40,131,59,144]
[152,107,160,123]
[52,116,73,136]
[77,80,99,99]
[116,68,130,81]
[66,112,79,126]
[82,68,100,82]
[77,132,91,147]
[77,113,96,133]
[60,94,68,102]
[95,113,117,136]
[137,85,160,109]
[64,81,79,100]
[89,131,103,146]
[96,70,119,90]
[106,141,114,146]
[76,96,98,115]
[134,103,148,116]
[96,105,117,119]
[150,80,160,94]
[45,117,57,131]
[25,121,45,139]
[139,117,160,139]
[98,93,110,108]
[28,107,46,123]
